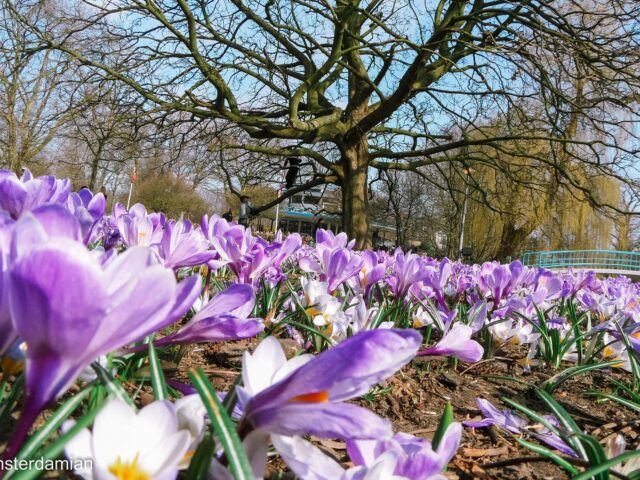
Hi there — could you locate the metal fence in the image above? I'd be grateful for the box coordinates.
[521,250,640,272]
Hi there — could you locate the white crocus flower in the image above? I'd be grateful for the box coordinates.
[412,306,434,329]
[601,334,632,371]
[489,319,539,347]
[77,356,112,384]
[64,398,191,480]
[174,395,207,469]
[237,336,313,406]
[300,278,348,341]
[605,434,640,474]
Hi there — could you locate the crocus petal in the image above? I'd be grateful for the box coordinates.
[248,329,421,408]
[272,434,345,480]
[9,240,107,405]
[10,206,81,260]
[242,336,288,396]
[435,423,462,465]
[0,171,27,218]
[194,284,256,320]
[419,324,483,362]
[244,429,271,478]
[91,399,190,479]
[247,402,393,440]
[62,421,94,479]
[532,432,577,456]
[158,314,264,345]
[463,419,495,428]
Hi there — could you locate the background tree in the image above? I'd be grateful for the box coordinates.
[0,0,84,172]
[9,0,640,248]
[59,82,145,190]
[126,171,210,221]
[373,169,443,250]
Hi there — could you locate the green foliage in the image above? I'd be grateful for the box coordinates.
[432,402,454,450]
[128,173,210,221]
[188,368,254,480]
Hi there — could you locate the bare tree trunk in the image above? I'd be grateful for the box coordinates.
[6,85,20,173]
[495,222,532,261]
[89,141,105,190]
[341,135,371,249]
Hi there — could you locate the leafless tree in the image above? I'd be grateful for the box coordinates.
[56,82,149,190]
[0,0,87,172]
[11,0,640,247]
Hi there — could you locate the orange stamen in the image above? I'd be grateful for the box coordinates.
[288,391,330,403]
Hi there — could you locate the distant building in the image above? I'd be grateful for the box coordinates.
[277,184,396,246]
[278,185,342,236]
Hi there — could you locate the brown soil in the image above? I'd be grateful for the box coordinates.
[177,339,640,480]
[2,339,638,479]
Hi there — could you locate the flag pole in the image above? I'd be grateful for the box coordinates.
[127,167,137,210]
[126,183,134,210]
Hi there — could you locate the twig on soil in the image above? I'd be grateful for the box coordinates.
[407,427,437,435]
[201,368,240,377]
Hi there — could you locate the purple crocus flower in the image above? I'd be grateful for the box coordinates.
[423,258,453,310]
[464,398,576,456]
[0,169,71,219]
[560,269,601,298]
[153,284,264,346]
[4,206,200,458]
[348,250,387,297]
[530,271,563,305]
[153,219,216,269]
[200,214,239,242]
[238,329,421,440]
[241,234,302,286]
[207,222,301,285]
[477,262,512,304]
[315,228,355,252]
[65,188,106,244]
[0,212,15,355]
[464,398,527,433]
[323,248,364,292]
[387,251,432,299]
[207,222,254,272]
[272,423,462,480]
[300,246,364,292]
[115,203,164,248]
[417,324,483,362]
[347,425,462,479]
[467,300,488,333]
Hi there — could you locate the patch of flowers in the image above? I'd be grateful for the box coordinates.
[0,169,639,479]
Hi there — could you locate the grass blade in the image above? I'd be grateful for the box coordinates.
[574,433,609,480]
[14,387,91,462]
[501,397,561,437]
[540,361,620,393]
[586,391,640,414]
[148,337,169,400]
[185,433,215,479]
[513,436,579,475]
[534,389,587,459]
[572,451,640,480]
[222,374,243,416]
[0,374,24,428]
[91,362,134,406]
[432,402,454,450]
[7,400,105,480]
[188,368,253,480]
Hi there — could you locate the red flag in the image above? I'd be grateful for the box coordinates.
[130,168,137,184]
